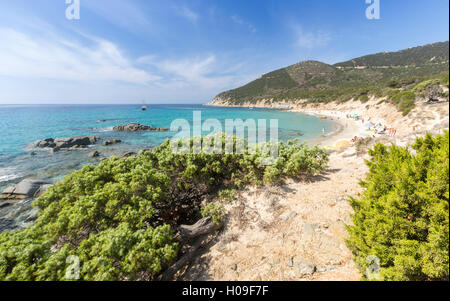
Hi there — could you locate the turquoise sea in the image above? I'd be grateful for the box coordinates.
[0,104,336,191]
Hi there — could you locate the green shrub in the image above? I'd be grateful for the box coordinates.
[346,131,449,280]
[359,94,369,103]
[218,189,238,202]
[201,203,225,226]
[386,90,416,115]
[0,134,329,280]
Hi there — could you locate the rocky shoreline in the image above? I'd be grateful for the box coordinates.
[0,123,170,233]
[0,179,52,232]
[113,123,169,132]
[29,136,99,153]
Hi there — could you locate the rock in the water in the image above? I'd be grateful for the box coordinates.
[89,151,101,158]
[0,199,36,232]
[0,179,51,202]
[31,138,56,148]
[24,208,39,222]
[113,123,169,132]
[0,201,15,209]
[296,262,316,277]
[50,147,60,154]
[121,151,138,158]
[102,139,122,146]
[105,140,121,146]
[29,136,99,151]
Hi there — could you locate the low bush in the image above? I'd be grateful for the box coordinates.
[346,131,449,281]
[0,134,329,280]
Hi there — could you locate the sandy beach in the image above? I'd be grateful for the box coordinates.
[181,98,449,281]
[302,112,366,147]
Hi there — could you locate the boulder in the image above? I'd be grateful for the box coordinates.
[113,123,169,132]
[0,179,51,202]
[121,151,137,158]
[89,151,101,158]
[29,136,99,150]
[102,139,122,146]
[53,136,99,148]
[296,262,316,277]
[30,138,56,148]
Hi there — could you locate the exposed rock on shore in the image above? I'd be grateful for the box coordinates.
[0,179,52,232]
[29,136,99,151]
[113,123,169,132]
[0,199,39,232]
[0,179,51,202]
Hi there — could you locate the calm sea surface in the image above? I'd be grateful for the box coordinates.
[0,104,336,190]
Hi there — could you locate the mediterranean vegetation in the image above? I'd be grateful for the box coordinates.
[0,135,328,280]
[346,131,449,281]
[214,42,449,115]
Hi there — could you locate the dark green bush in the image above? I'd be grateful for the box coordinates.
[346,131,449,280]
[0,135,328,280]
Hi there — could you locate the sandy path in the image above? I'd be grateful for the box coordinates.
[180,151,366,281]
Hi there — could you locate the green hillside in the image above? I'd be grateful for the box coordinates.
[213,41,449,110]
[335,41,449,67]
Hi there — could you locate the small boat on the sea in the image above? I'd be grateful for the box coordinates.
[141,105,147,111]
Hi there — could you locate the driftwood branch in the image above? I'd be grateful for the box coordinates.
[173,216,221,242]
[161,217,222,281]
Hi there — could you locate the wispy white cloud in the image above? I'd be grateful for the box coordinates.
[231,15,256,33]
[0,20,259,103]
[135,53,261,102]
[83,0,151,30]
[292,25,331,49]
[138,54,248,90]
[174,5,199,24]
[0,27,160,84]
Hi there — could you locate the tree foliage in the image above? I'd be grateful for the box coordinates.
[346,131,449,280]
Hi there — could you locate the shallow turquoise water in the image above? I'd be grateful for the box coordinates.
[0,104,336,190]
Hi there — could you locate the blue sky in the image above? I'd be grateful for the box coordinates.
[0,0,448,104]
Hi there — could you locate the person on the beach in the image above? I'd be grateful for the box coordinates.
[322,127,325,134]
